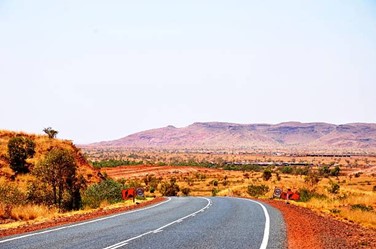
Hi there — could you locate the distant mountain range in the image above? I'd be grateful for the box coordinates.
[86,122,376,152]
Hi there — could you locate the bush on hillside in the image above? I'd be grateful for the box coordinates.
[160,178,180,196]
[247,184,269,197]
[0,181,26,205]
[298,188,327,202]
[262,169,272,181]
[351,204,373,212]
[7,136,35,173]
[181,187,191,196]
[82,179,123,208]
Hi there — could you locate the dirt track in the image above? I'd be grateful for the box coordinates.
[102,165,223,179]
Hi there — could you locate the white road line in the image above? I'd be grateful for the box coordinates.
[234,197,270,249]
[0,198,171,244]
[103,197,212,249]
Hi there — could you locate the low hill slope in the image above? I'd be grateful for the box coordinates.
[87,122,376,152]
[0,130,97,182]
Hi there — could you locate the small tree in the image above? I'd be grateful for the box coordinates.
[34,147,79,210]
[328,181,340,194]
[8,136,35,173]
[43,127,58,139]
[318,165,331,177]
[160,178,180,196]
[330,166,341,177]
[247,184,269,197]
[181,187,191,196]
[304,173,321,187]
[262,169,272,181]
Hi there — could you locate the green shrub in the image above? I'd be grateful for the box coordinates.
[8,136,35,173]
[91,159,143,169]
[330,208,341,214]
[304,174,321,186]
[293,167,309,176]
[276,173,281,181]
[181,187,191,196]
[328,181,340,194]
[212,188,219,196]
[26,181,54,205]
[149,186,155,193]
[247,184,269,197]
[351,204,373,212]
[160,178,180,196]
[299,188,327,202]
[82,179,123,208]
[281,166,293,174]
[330,166,341,177]
[318,165,331,177]
[0,182,26,205]
[262,170,272,181]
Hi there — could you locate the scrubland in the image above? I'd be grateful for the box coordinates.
[88,149,376,229]
[1,130,376,231]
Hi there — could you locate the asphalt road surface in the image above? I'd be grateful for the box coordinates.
[0,197,286,249]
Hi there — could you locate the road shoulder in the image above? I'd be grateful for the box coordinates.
[263,199,376,249]
[0,197,166,238]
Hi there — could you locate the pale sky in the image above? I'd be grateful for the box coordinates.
[1,1,376,144]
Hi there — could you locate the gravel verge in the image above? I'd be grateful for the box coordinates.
[262,199,376,249]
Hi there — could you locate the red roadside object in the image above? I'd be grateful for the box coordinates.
[279,189,300,201]
[122,188,136,201]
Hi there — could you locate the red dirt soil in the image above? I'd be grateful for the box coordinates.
[103,165,223,179]
[263,199,376,249]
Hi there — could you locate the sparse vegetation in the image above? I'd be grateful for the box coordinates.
[181,187,191,196]
[8,136,35,173]
[351,204,373,212]
[328,181,340,194]
[82,179,123,208]
[262,169,272,181]
[43,127,58,139]
[160,178,180,196]
[2,132,376,230]
[247,184,269,197]
[91,159,143,169]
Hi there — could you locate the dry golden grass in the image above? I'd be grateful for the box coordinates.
[2,132,376,229]
[9,205,56,221]
[116,166,376,229]
[0,198,153,231]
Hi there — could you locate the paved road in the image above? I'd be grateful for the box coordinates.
[0,197,286,249]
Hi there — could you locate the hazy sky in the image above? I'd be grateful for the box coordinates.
[1,1,376,144]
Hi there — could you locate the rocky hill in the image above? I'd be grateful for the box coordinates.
[87,122,376,153]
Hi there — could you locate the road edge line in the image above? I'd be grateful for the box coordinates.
[0,197,172,244]
[234,197,270,249]
[103,197,211,249]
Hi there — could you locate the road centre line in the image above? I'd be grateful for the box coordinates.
[103,197,212,249]
[233,197,270,249]
[0,197,171,244]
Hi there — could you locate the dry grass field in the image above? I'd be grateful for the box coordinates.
[91,149,376,229]
[106,165,376,228]
[1,130,376,232]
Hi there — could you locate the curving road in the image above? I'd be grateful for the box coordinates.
[0,197,286,249]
